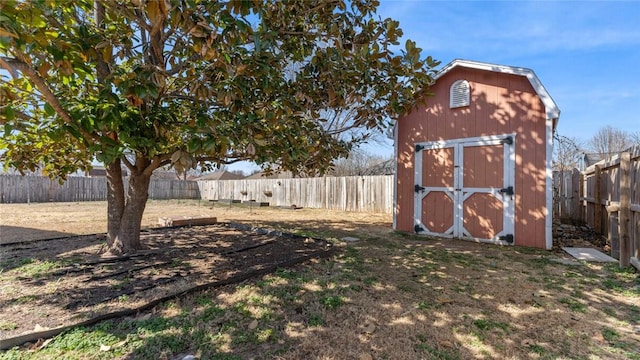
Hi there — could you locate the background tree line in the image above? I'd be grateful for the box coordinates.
[553,125,640,171]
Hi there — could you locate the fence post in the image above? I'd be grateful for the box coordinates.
[578,172,585,224]
[594,165,602,234]
[571,168,580,222]
[619,152,631,268]
[26,175,31,205]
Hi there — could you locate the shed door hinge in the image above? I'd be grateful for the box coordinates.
[414,225,424,233]
[501,136,513,145]
[499,234,514,243]
[499,186,514,196]
[414,184,425,193]
[415,144,424,152]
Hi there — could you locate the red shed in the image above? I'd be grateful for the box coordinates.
[393,59,560,249]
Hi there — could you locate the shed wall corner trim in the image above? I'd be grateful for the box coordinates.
[545,117,557,250]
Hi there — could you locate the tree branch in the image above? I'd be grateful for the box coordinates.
[0,57,19,78]
[12,109,33,122]
[121,155,136,173]
[94,1,111,81]
[167,54,202,75]
[195,155,251,165]
[221,157,252,164]
[0,57,97,142]
[146,153,172,176]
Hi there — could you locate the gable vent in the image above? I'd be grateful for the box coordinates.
[450,80,470,108]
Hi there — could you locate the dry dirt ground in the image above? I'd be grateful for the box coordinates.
[0,200,639,359]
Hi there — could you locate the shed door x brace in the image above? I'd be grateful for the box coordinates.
[413,134,516,245]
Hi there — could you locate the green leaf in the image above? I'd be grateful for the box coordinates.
[203,138,217,152]
[254,31,261,52]
[187,138,201,153]
[64,125,82,139]
[3,106,15,121]
[44,103,55,116]
[29,15,46,28]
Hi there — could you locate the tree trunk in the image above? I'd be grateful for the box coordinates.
[104,163,151,255]
[106,159,125,242]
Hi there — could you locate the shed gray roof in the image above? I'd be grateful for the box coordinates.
[245,171,293,179]
[194,171,243,181]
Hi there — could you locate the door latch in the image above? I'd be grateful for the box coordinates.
[499,234,514,243]
[499,186,514,196]
[501,136,513,145]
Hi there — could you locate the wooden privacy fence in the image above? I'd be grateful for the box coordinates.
[582,147,640,269]
[0,175,200,203]
[197,175,394,213]
[0,174,395,213]
[562,146,640,269]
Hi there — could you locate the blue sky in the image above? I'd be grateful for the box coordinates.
[230,0,640,173]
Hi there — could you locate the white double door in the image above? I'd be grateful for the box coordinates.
[413,134,516,245]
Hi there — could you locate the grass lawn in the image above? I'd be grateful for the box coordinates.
[1,202,638,359]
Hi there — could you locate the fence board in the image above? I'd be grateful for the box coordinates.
[553,170,577,220]
[619,152,631,267]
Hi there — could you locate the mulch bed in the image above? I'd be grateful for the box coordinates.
[0,224,334,348]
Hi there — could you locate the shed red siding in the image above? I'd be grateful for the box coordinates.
[396,67,549,248]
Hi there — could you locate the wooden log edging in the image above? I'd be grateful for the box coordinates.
[0,233,106,247]
[0,224,335,350]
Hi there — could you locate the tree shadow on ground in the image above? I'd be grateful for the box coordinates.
[223,215,394,241]
[0,225,79,245]
[6,227,637,359]
[0,226,92,274]
[0,223,333,350]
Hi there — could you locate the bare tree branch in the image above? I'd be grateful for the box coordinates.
[587,125,630,158]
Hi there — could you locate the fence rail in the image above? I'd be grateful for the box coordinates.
[197,175,394,213]
[554,146,640,269]
[0,175,200,203]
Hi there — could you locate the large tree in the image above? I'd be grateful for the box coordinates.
[0,0,438,254]
[552,134,583,171]
[587,125,631,159]
[329,147,391,176]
